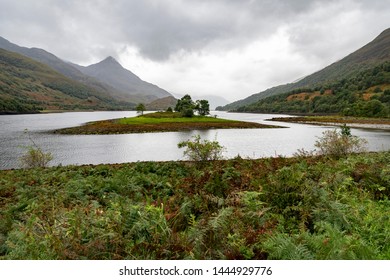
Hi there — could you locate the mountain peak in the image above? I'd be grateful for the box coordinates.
[101,56,120,65]
[104,55,116,61]
[88,56,124,72]
[79,55,172,100]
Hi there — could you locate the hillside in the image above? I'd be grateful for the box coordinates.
[0,36,122,98]
[0,49,133,113]
[73,57,173,103]
[219,28,390,111]
[235,62,390,117]
[0,36,173,104]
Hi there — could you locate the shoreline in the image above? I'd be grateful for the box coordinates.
[268,116,390,130]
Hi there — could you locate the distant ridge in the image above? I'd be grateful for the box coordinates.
[219,28,390,111]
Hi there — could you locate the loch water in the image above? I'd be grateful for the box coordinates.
[0,111,389,169]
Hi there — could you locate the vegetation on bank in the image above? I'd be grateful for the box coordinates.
[235,62,390,118]
[0,149,389,260]
[54,111,280,134]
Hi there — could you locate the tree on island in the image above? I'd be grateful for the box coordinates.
[175,94,210,117]
[136,103,146,115]
[195,99,210,116]
[175,94,194,117]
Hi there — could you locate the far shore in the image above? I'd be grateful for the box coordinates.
[268,116,390,130]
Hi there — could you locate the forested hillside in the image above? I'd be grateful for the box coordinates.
[235,62,390,117]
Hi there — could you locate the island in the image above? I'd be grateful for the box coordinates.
[54,111,283,134]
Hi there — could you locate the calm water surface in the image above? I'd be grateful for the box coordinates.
[0,111,389,169]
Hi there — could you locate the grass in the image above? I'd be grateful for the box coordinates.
[54,112,282,134]
[0,151,389,259]
[118,112,237,124]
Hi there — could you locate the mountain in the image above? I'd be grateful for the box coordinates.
[0,48,133,113]
[0,36,81,79]
[0,36,173,104]
[73,57,173,103]
[219,28,390,111]
[0,36,118,94]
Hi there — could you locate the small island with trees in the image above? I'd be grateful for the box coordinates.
[54,94,281,134]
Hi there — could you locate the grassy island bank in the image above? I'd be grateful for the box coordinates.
[54,112,282,134]
[0,151,389,259]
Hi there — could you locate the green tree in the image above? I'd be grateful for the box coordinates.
[340,124,351,137]
[195,99,210,116]
[175,95,195,117]
[136,103,146,115]
[362,100,385,117]
[181,107,194,117]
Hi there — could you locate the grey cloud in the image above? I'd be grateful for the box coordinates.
[285,0,390,64]
[107,0,349,60]
[0,0,389,63]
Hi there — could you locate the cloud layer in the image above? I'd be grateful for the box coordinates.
[1,0,389,101]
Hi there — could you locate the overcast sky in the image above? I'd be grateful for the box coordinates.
[1,0,389,102]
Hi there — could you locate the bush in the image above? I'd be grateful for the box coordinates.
[314,126,367,158]
[19,130,53,168]
[20,146,53,168]
[177,135,225,162]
